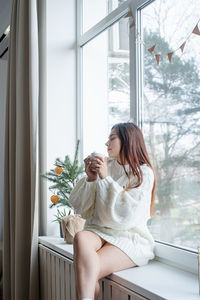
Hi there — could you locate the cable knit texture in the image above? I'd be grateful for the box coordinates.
[69,158,155,266]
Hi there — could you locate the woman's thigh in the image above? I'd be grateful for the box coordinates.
[97,242,137,280]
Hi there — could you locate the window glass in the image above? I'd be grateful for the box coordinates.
[83,0,127,32]
[141,0,200,250]
[82,17,130,157]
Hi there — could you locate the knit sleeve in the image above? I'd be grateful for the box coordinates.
[68,177,97,219]
[96,166,154,229]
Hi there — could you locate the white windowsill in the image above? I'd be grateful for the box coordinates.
[38,236,199,300]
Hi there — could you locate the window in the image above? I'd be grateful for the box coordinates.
[78,0,199,269]
[80,2,130,157]
[138,0,200,252]
[83,0,128,32]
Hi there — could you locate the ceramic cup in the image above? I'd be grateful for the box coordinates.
[89,152,105,171]
[90,152,105,158]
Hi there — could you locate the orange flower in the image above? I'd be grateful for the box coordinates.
[54,166,63,175]
[51,195,59,204]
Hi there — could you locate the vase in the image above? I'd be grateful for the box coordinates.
[59,222,63,238]
[61,214,85,244]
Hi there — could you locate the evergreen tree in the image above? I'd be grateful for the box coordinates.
[41,140,85,210]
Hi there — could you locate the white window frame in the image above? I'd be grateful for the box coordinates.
[76,0,198,274]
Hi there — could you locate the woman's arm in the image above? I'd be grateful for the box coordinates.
[69,155,100,218]
[95,166,154,229]
[69,176,97,218]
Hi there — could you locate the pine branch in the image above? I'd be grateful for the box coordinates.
[40,140,84,211]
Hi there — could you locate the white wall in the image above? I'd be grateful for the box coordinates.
[0,59,7,241]
[45,0,77,236]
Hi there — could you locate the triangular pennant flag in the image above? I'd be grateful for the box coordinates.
[168,52,173,63]
[148,44,156,54]
[130,20,135,28]
[124,11,133,18]
[180,41,186,52]
[155,54,160,65]
[192,24,200,35]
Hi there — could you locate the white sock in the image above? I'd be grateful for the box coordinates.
[82,298,92,300]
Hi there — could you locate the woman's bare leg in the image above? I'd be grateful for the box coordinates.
[93,242,137,299]
[94,281,100,300]
[98,242,137,279]
[73,231,105,300]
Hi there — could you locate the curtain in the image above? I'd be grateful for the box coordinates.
[3,0,45,299]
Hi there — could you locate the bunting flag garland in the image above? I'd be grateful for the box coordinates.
[192,24,200,35]
[155,54,160,65]
[180,41,186,52]
[168,52,173,63]
[125,9,135,28]
[124,11,133,18]
[130,20,136,28]
[148,44,156,53]
[125,8,200,65]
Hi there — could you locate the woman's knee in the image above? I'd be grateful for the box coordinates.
[73,231,85,250]
[73,230,104,253]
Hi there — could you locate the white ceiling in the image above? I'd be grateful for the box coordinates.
[0,0,11,37]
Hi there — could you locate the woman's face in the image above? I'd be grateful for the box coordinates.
[105,129,121,160]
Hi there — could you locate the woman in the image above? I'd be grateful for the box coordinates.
[69,122,156,300]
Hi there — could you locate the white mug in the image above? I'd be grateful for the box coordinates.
[90,152,105,158]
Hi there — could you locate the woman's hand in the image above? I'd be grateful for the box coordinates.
[90,156,108,179]
[84,156,98,181]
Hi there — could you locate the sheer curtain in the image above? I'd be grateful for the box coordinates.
[3,0,45,299]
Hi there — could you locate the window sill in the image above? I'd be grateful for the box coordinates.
[38,236,199,300]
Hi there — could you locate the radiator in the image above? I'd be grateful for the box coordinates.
[39,244,146,300]
[39,244,76,300]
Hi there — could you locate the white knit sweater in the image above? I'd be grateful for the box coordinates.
[69,158,155,266]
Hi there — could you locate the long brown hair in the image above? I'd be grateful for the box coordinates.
[112,122,156,217]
